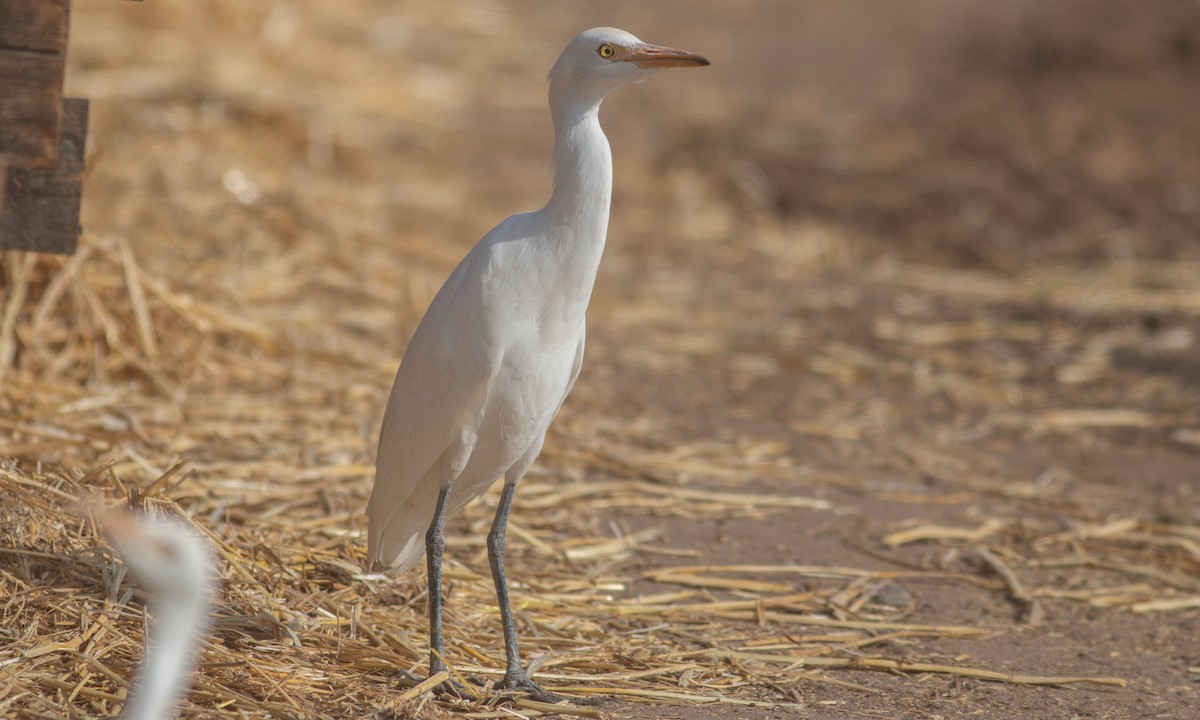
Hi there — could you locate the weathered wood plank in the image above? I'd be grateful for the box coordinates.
[0,99,88,254]
[0,49,67,167]
[0,0,70,54]
[0,0,71,167]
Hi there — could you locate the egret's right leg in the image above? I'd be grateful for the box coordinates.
[425,482,453,676]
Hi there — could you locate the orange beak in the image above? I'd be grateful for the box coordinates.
[95,505,139,547]
[94,504,176,560]
[626,43,710,69]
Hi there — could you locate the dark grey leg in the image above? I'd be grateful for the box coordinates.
[488,481,523,678]
[426,483,453,676]
[488,481,597,704]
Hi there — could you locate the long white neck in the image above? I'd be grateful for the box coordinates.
[537,86,614,314]
[122,587,209,720]
[544,87,613,251]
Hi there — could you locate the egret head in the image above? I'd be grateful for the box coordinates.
[548,27,709,110]
[99,508,213,604]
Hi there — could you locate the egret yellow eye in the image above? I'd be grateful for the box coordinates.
[597,44,616,59]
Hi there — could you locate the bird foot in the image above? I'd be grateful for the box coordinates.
[397,667,476,700]
[494,669,601,705]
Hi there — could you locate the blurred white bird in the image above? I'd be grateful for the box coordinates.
[367,27,708,700]
[99,508,215,720]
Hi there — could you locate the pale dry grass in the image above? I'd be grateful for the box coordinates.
[2,1,1199,718]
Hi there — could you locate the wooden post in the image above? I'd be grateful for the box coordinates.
[1,99,88,254]
[0,0,85,254]
[1,1,146,254]
[0,0,70,168]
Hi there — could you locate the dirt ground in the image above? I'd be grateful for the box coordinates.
[4,0,1200,718]
[584,2,1200,717]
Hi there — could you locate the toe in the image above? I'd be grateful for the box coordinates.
[495,672,599,705]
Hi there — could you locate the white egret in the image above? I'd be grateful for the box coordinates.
[367,27,709,700]
[100,508,215,720]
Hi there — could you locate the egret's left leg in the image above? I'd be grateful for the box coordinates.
[488,481,527,679]
[488,444,597,704]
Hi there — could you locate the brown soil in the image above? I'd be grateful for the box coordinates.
[589,2,1200,717]
[3,1,1199,719]
[585,1,1200,717]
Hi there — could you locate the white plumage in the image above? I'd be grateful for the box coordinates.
[99,508,215,720]
[366,27,708,699]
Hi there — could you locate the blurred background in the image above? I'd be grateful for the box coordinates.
[3,0,1198,717]
[65,0,1200,440]
[75,0,1200,270]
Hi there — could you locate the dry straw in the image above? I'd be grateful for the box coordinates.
[13,236,1195,718]
[4,1,1200,716]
